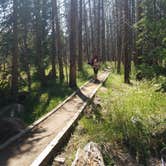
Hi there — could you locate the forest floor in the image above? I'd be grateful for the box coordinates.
[0,64,94,125]
[52,73,166,166]
[0,64,96,145]
[0,70,110,166]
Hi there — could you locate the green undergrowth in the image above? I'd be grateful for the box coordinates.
[23,62,111,124]
[64,73,166,165]
[23,64,93,124]
[0,63,105,124]
[23,81,73,124]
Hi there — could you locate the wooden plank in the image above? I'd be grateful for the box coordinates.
[0,75,94,150]
[30,71,110,166]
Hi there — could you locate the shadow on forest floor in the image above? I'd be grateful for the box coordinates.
[0,78,74,125]
[0,64,93,125]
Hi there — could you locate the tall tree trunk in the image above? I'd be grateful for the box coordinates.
[11,0,19,97]
[112,2,117,68]
[78,0,83,71]
[22,0,31,91]
[23,24,31,91]
[115,0,121,74]
[54,0,64,82]
[101,0,105,62]
[88,0,94,55]
[51,0,56,79]
[64,43,69,83]
[124,0,131,84]
[34,0,46,86]
[93,0,97,52]
[135,0,143,66]
[97,0,101,56]
[69,0,77,88]
[131,0,136,56]
[83,3,90,60]
[109,18,114,61]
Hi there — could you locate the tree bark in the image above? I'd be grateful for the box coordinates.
[124,0,131,84]
[83,4,90,60]
[97,0,101,56]
[88,0,95,55]
[69,0,77,88]
[11,0,19,97]
[115,0,121,74]
[135,0,143,66]
[78,0,83,71]
[51,0,56,79]
[22,0,31,91]
[54,0,64,82]
[101,0,105,62]
[34,0,46,86]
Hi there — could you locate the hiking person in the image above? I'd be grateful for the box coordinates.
[89,55,100,82]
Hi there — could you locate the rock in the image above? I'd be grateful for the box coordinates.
[53,156,65,166]
[93,97,102,107]
[71,142,105,166]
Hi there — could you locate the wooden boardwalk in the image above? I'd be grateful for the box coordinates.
[0,70,110,166]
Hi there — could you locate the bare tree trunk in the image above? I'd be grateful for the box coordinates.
[34,0,46,86]
[11,0,19,97]
[106,19,110,61]
[118,2,123,74]
[135,0,143,66]
[51,0,56,79]
[115,0,121,74]
[88,0,94,55]
[54,0,64,82]
[131,0,136,58]
[64,44,69,84]
[69,0,77,88]
[78,0,83,71]
[112,2,117,68]
[23,25,31,91]
[22,0,31,91]
[101,0,105,62]
[83,4,90,60]
[97,0,101,56]
[124,0,131,84]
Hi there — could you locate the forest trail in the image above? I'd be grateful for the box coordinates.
[0,70,110,166]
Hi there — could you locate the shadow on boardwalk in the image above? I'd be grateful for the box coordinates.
[0,127,47,166]
[76,89,90,102]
